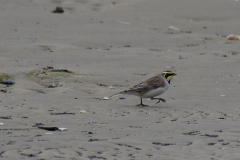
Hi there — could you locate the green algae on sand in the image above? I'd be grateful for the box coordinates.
[26,67,82,87]
[0,73,10,83]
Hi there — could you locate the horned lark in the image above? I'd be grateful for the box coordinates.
[111,71,176,106]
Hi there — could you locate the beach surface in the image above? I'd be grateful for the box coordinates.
[0,0,240,159]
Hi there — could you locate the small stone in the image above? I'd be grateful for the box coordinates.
[52,7,64,13]
[2,80,15,85]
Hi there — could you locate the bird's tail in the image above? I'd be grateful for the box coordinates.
[110,90,129,97]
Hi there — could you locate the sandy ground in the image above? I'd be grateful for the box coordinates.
[0,0,240,159]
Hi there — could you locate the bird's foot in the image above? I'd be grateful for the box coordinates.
[151,98,166,104]
[156,98,166,104]
[136,103,148,107]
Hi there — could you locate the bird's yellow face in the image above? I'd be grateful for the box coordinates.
[162,71,177,83]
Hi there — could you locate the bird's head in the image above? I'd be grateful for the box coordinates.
[161,71,177,84]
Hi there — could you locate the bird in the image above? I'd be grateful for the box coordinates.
[110,71,176,106]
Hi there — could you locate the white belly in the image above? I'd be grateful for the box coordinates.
[140,87,168,98]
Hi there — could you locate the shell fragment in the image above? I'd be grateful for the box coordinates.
[80,110,87,113]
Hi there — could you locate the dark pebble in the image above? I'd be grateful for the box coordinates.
[2,80,15,85]
[37,126,59,131]
[50,112,75,115]
[152,142,175,146]
[97,84,108,87]
[52,7,64,13]
[0,116,11,119]
[222,143,230,145]
[208,143,215,146]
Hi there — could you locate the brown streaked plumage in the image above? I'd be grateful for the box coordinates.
[111,71,176,106]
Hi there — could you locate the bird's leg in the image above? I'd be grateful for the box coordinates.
[151,98,166,104]
[136,98,148,106]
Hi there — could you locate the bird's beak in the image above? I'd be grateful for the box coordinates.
[173,73,177,76]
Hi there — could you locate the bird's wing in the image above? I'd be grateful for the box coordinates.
[110,75,165,97]
[129,75,165,92]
